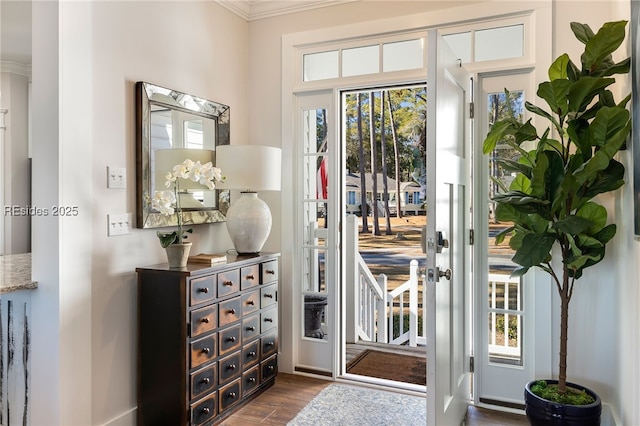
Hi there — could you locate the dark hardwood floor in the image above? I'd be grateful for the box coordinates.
[220,373,529,425]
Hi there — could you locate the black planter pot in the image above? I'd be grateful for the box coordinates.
[304,296,327,338]
[524,380,602,426]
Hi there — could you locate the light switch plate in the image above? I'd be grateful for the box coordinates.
[107,166,126,188]
[108,213,132,236]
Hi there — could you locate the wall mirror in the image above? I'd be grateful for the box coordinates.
[135,81,230,229]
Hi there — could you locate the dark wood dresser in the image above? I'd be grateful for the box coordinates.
[136,253,279,425]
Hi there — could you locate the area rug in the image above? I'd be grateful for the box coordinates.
[346,349,426,386]
[287,383,426,426]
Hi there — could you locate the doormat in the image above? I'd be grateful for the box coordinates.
[287,383,426,425]
[346,349,426,386]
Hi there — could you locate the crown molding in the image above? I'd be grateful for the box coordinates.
[217,0,358,21]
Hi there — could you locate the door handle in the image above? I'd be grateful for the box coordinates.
[436,231,449,253]
[437,267,452,281]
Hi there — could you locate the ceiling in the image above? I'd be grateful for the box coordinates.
[217,0,358,21]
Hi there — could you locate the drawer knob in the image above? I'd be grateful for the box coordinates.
[246,274,255,280]
[228,308,236,315]
[227,336,237,342]
[228,392,237,399]
[248,377,256,383]
[202,377,210,384]
[201,317,210,324]
[267,365,275,371]
[266,270,275,275]
[223,280,233,286]
[248,351,257,358]
[246,326,256,331]
[198,287,209,294]
[227,364,237,370]
[263,293,274,299]
[267,341,275,347]
[264,317,273,323]
[202,407,211,414]
[202,347,211,354]
[247,300,255,305]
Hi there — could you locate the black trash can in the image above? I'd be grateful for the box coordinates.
[304,296,327,338]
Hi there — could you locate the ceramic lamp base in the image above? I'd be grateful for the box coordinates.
[226,192,272,254]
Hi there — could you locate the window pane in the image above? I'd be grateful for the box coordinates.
[342,45,379,77]
[304,51,339,81]
[443,32,471,64]
[383,39,423,72]
[475,25,524,62]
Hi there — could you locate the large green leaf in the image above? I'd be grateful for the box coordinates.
[582,21,627,73]
[538,80,571,116]
[549,53,570,80]
[483,119,516,154]
[512,233,557,268]
[567,76,615,113]
[576,202,607,234]
[552,215,593,235]
[571,22,596,45]
[574,120,630,184]
[589,106,630,148]
[582,159,625,199]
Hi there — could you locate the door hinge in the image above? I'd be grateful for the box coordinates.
[469,229,474,245]
[470,356,475,373]
[469,102,475,119]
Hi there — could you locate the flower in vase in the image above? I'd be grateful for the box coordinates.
[152,159,224,248]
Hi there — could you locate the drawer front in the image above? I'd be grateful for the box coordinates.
[242,340,260,367]
[219,351,241,384]
[219,379,241,413]
[219,297,241,327]
[219,325,241,356]
[190,334,217,369]
[261,331,278,358]
[190,275,216,306]
[261,355,278,382]
[260,284,277,308]
[241,290,260,316]
[218,269,240,298]
[242,314,260,341]
[190,393,217,425]
[242,365,260,396]
[190,305,217,337]
[240,264,260,290]
[190,363,217,400]
[261,260,278,284]
[260,306,278,333]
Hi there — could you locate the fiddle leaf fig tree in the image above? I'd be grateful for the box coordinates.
[482,20,630,396]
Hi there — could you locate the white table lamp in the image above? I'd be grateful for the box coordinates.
[215,145,281,254]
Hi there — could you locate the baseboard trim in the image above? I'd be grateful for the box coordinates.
[99,407,136,426]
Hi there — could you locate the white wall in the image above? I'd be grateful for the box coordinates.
[31,1,249,425]
[551,2,640,424]
[0,70,30,254]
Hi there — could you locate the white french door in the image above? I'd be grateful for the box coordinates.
[425,30,472,425]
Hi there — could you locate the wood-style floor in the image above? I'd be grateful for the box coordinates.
[219,373,529,425]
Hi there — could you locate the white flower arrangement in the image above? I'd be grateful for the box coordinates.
[151,159,224,247]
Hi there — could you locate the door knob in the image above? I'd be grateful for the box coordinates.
[438,267,452,281]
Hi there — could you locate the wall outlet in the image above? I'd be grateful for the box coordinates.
[107,166,126,189]
[108,213,132,236]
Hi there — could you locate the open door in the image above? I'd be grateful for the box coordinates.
[425,30,472,425]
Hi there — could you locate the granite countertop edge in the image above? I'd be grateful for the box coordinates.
[0,253,38,294]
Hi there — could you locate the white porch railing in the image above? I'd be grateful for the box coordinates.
[346,215,520,358]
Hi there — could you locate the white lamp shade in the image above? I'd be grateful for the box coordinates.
[154,148,215,190]
[215,145,281,191]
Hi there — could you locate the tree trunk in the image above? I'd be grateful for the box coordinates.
[369,91,380,236]
[387,91,402,219]
[558,271,570,394]
[357,93,369,232]
[380,90,392,234]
